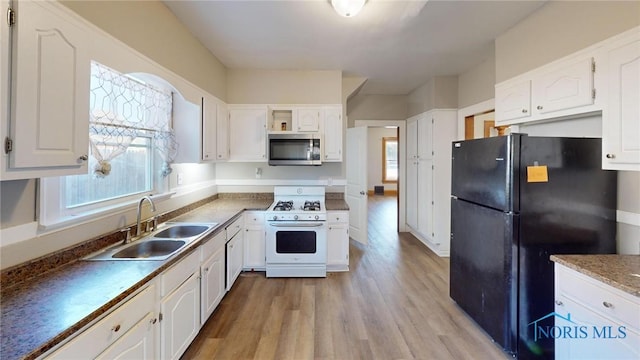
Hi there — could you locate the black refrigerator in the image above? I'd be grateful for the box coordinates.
[449,134,617,360]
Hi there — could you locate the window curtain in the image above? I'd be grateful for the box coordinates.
[89,62,176,177]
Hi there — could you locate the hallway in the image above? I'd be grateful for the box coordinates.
[182,195,508,359]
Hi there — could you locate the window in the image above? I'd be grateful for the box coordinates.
[382,137,398,183]
[40,62,175,226]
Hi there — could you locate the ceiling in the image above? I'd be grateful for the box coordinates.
[163,0,547,95]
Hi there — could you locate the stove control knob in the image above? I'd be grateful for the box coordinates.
[315,215,319,220]
[272,215,278,221]
[294,215,299,220]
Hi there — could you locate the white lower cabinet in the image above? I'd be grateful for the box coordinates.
[554,263,640,359]
[226,232,244,291]
[45,284,157,359]
[327,211,349,271]
[243,211,265,271]
[200,231,226,325]
[95,312,157,360]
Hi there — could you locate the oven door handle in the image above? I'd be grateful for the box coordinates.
[268,222,325,228]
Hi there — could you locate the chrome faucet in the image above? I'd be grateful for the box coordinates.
[136,195,157,237]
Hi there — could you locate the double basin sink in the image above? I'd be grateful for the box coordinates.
[85,222,217,261]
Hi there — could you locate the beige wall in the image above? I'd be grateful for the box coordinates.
[458,49,495,109]
[61,0,227,101]
[347,94,408,123]
[407,76,458,117]
[495,1,640,83]
[227,70,342,104]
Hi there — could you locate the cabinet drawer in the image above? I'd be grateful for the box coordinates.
[244,211,264,226]
[556,266,639,331]
[328,211,349,223]
[226,216,243,240]
[47,284,155,359]
[201,230,226,262]
[161,249,200,297]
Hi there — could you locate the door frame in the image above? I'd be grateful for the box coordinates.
[354,120,407,232]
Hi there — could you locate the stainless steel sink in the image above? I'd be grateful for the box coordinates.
[154,225,211,239]
[84,222,217,261]
[112,240,186,259]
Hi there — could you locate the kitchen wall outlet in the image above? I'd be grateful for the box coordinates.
[177,173,184,185]
[327,177,333,186]
[255,167,262,179]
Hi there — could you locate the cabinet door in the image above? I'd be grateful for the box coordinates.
[603,36,640,170]
[417,116,433,160]
[327,222,349,270]
[495,80,531,124]
[228,107,266,161]
[96,312,157,360]
[532,57,594,115]
[216,101,229,161]
[160,273,200,360]
[296,108,321,132]
[323,107,343,161]
[226,233,244,291]
[201,96,217,161]
[417,159,433,237]
[244,227,265,270]
[406,120,418,230]
[10,0,90,171]
[200,246,225,325]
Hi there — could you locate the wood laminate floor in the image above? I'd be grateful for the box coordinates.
[182,195,509,360]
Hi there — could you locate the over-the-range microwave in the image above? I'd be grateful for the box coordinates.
[268,133,322,166]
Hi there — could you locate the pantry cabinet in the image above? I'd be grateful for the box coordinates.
[405,110,456,256]
[243,211,266,271]
[602,28,640,171]
[323,106,343,162]
[327,211,349,271]
[2,0,91,180]
[228,106,267,161]
[554,263,640,359]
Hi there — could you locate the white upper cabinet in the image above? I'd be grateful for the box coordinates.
[532,57,594,114]
[495,80,531,123]
[228,106,267,161]
[296,108,321,132]
[201,95,217,161]
[602,28,640,171]
[323,106,342,162]
[496,55,595,125]
[216,101,229,161]
[2,1,91,180]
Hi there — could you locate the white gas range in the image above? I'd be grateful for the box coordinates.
[265,186,327,278]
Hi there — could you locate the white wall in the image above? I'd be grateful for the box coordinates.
[367,127,398,192]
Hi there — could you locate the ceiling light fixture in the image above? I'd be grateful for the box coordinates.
[331,0,366,17]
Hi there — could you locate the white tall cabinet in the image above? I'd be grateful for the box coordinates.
[405,110,457,256]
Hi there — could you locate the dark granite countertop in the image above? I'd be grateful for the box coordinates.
[0,198,271,360]
[551,254,640,298]
[325,199,349,211]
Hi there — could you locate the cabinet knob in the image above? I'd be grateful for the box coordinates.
[522,109,528,113]
[605,153,616,159]
[537,105,543,110]
[555,300,563,306]
[325,154,328,159]
[112,324,121,332]
[150,318,157,325]
[602,301,613,308]
[78,155,88,162]
[204,267,209,272]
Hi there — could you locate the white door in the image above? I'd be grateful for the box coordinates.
[346,127,368,244]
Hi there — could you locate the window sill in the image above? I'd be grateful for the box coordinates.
[38,192,174,234]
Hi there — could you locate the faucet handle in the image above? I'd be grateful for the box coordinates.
[152,216,159,231]
[120,227,132,244]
